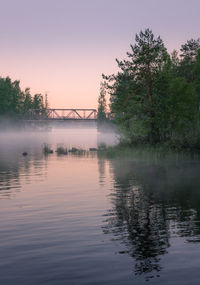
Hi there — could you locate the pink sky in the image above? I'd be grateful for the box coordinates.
[0,0,200,109]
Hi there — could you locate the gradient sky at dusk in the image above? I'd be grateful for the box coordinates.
[0,0,200,108]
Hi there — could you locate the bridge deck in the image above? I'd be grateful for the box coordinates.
[26,108,97,121]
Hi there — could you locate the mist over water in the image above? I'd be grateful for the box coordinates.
[1,124,200,284]
[0,123,118,164]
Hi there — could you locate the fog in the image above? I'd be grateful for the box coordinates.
[0,122,119,163]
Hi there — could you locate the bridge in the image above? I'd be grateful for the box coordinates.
[26,108,98,121]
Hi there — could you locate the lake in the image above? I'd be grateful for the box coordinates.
[0,125,200,284]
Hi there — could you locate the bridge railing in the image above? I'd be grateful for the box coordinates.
[26,109,98,121]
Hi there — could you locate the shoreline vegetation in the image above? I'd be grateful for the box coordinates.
[98,143,200,163]
[41,142,200,164]
[0,76,48,123]
[98,28,200,152]
[42,144,104,156]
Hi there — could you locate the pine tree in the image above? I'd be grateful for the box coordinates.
[104,29,169,143]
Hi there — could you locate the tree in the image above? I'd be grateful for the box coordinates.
[128,29,169,143]
[33,94,44,109]
[97,82,107,121]
[44,93,49,109]
[167,78,198,137]
[0,76,49,119]
[194,49,200,98]
[104,29,169,144]
[23,88,32,113]
[179,38,200,82]
[180,38,200,61]
[102,29,200,149]
[0,77,24,116]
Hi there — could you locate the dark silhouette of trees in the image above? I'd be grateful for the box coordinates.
[103,29,200,149]
[0,76,48,118]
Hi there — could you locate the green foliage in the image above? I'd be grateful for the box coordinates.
[43,144,53,154]
[98,143,107,150]
[167,78,197,131]
[68,147,86,155]
[97,82,107,121]
[102,29,200,150]
[56,146,68,155]
[0,77,24,115]
[0,76,48,118]
[22,88,33,114]
[33,94,44,110]
[194,49,200,99]
[179,38,200,82]
[180,38,200,61]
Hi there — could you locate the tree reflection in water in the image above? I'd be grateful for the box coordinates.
[101,157,200,281]
[0,150,46,199]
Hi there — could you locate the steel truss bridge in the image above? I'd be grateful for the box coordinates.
[27,109,97,121]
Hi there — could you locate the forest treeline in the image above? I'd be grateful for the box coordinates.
[0,76,48,118]
[98,29,200,150]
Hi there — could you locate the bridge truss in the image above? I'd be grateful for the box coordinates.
[27,109,97,121]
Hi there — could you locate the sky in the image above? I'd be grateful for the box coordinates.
[0,0,200,109]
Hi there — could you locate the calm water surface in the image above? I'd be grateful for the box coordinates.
[1,126,200,284]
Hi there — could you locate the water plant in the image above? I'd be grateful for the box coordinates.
[68,147,86,155]
[98,143,107,151]
[89,148,97,151]
[56,146,68,155]
[43,144,53,154]
[68,147,79,153]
